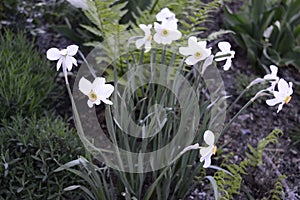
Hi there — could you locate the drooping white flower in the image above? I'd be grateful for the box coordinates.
[156,8,178,23]
[263,65,279,91]
[200,130,217,168]
[266,78,293,113]
[263,21,281,39]
[153,22,182,45]
[179,36,212,65]
[46,45,79,84]
[156,8,178,29]
[263,25,274,39]
[135,24,152,53]
[215,41,235,71]
[79,77,114,108]
[274,20,281,30]
[67,0,88,10]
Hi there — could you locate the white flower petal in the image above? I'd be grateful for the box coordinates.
[179,46,194,56]
[144,41,152,53]
[65,56,74,71]
[270,65,278,76]
[79,77,92,95]
[203,155,212,168]
[87,100,94,108]
[92,77,106,89]
[101,99,113,105]
[203,130,215,146]
[277,79,289,93]
[223,58,232,71]
[153,33,162,44]
[218,41,231,52]
[97,84,114,99]
[185,56,199,65]
[277,102,284,113]
[156,8,175,22]
[71,56,78,67]
[47,48,61,60]
[135,38,145,49]
[67,0,88,10]
[56,58,63,71]
[263,25,274,38]
[200,147,211,161]
[95,99,101,105]
[188,37,201,52]
[266,98,282,106]
[67,45,79,56]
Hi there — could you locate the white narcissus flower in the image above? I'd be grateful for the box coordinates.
[153,22,182,45]
[179,36,212,65]
[200,130,217,168]
[215,41,235,71]
[67,0,88,10]
[79,77,114,108]
[135,24,152,53]
[266,78,293,113]
[156,8,178,23]
[47,45,79,84]
[156,8,178,29]
[263,65,279,91]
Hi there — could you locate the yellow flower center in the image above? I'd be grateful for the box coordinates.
[147,35,152,41]
[285,96,291,104]
[88,91,98,102]
[212,145,217,155]
[162,29,169,36]
[60,49,68,56]
[194,52,202,58]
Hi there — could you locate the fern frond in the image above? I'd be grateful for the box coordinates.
[214,129,282,199]
[83,0,129,40]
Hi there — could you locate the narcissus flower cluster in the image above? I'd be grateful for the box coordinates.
[135,8,182,51]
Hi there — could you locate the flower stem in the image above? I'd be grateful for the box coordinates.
[214,53,231,60]
[219,100,253,138]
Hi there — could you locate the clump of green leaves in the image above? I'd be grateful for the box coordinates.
[234,73,267,102]
[0,114,86,199]
[214,129,283,199]
[224,0,300,71]
[0,30,54,119]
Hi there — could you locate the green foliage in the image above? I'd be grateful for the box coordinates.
[118,0,153,24]
[270,175,286,200]
[214,129,282,199]
[0,114,86,199]
[234,73,267,102]
[224,0,300,71]
[0,30,54,119]
[54,157,116,200]
[136,0,224,35]
[82,0,129,42]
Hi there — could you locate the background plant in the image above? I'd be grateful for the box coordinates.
[0,30,54,119]
[0,114,86,199]
[224,0,300,71]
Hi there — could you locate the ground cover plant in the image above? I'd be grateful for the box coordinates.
[0,0,299,199]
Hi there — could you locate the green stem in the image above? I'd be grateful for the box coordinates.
[214,53,232,60]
